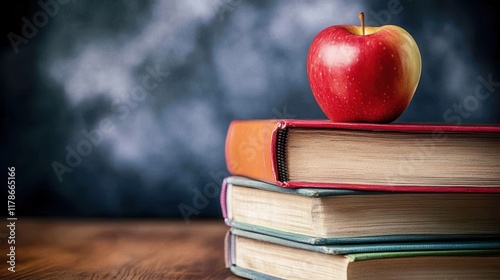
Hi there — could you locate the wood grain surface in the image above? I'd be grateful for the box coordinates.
[0,219,241,279]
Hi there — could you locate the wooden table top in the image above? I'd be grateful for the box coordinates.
[0,219,241,279]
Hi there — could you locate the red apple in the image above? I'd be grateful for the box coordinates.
[307,12,421,123]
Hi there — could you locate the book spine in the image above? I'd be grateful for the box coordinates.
[225,120,281,185]
[220,178,230,226]
[224,230,235,268]
[275,127,289,183]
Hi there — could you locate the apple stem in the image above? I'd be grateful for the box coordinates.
[358,12,365,35]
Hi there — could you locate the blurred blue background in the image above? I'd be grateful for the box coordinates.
[2,0,499,219]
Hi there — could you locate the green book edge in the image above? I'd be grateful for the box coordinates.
[231,228,500,255]
[347,249,500,261]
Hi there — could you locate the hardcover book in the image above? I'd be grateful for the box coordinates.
[221,176,500,244]
[225,120,500,192]
[225,229,500,280]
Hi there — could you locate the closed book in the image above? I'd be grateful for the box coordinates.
[225,229,500,280]
[221,176,500,244]
[225,119,500,192]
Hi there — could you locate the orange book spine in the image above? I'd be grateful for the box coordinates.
[225,120,280,185]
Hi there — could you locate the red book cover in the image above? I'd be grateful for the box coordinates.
[225,119,500,192]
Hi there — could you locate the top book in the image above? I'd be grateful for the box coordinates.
[225,119,500,192]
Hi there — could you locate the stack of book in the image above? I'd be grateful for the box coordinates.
[221,119,500,279]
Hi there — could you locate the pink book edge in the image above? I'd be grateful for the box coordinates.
[220,178,231,226]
